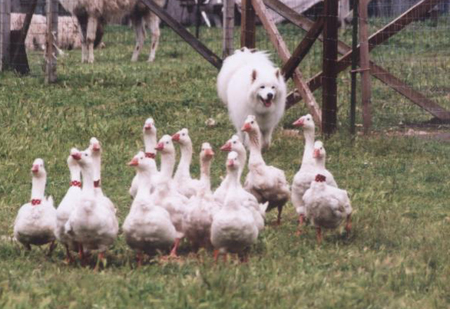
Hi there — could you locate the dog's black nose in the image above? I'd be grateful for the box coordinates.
[267,93,274,100]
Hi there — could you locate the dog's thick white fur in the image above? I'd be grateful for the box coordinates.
[218,48,287,149]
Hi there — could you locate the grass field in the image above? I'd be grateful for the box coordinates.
[0,21,450,308]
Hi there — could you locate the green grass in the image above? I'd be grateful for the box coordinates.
[0,21,450,308]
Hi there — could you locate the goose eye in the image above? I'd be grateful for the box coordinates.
[251,121,254,124]
[166,141,169,144]
[182,134,185,136]
[233,141,236,144]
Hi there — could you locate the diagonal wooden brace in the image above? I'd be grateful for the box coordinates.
[282,17,324,80]
[250,0,322,126]
[140,0,223,69]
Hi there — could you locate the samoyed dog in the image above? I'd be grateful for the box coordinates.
[217,48,287,149]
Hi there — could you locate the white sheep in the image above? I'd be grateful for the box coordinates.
[58,0,164,63]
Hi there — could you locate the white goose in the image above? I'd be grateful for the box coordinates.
[214,135,247,205]
[291,115,337,234]
[130,117,158,198]
[242,115,290,225]
[14,158,57,253]
[154,135,189,257]
[88,137,117,214]
[55,148,82,262]
[172,128,199,198]
[211,152,259,262]
[123,151,176,265]
[303,174,352,244]
[65,149,119,266]
[312,141,338,187]
[183,143,220,251]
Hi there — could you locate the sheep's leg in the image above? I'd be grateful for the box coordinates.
[316,227,322,244]
[131,18,145,62]
[147,15,160,62]
[76,17,88,63]
[262,128,273,151]
[86,17,98,63]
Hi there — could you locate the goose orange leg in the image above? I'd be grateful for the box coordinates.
[296,214,305,236]
[78,244,86,266]
[64,245,74,264]
[316,227,322,244]
[276,205,283,225]
[170,238,181,258]
[345,214,352,234]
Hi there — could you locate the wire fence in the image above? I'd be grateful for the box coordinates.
[1,0,450,131]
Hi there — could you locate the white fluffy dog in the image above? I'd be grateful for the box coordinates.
[217,48,287,149]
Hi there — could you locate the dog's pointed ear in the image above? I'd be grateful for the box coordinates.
[251,70,257,83]
[275,69,281,80]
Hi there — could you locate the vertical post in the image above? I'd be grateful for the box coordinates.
[222,0,235,58]
[322,0,339,135]
[0,0,11,71]
[359,0,372,134]
[240,0,256,48]
[350,0,359,134]
[45,0,58,83]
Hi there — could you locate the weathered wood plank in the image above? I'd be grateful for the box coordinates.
[322,0,338,135]
[251,0,322,126]
[0,0,11,71]
[281,17,323,80]
[222,0,235,57]
[241,0,256,48]
[45,0,58,83]
[140,0,223,69]
[359,0,372,133]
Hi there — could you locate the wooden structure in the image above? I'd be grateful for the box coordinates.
[272,0,450,122]
[359,0,372,134]
[45,0,58,83]
[0,0,11,71]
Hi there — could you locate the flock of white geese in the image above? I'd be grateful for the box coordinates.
[13,114,352,267]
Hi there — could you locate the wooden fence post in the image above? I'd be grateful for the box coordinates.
[322,0,339,135]
[359,0,372,133]
[222,0,235,58]
[241,0,256,48]
[0,0,11,71]
[45,0,58,83]
[350,0,359,134]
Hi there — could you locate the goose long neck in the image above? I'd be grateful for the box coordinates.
[224,169,241,209]
[302,129,315,165]
[177,142,193,176]
[69,164,81,182]
[144,133,157,155]
[135,170,152,201]
[31,174,46,200]
[200,159,212,192]
[247,130,264,166]
[92,152,102,183]
[160,151,175,180]
[80,165,95,195]
[238,150,247,179]
[314,156,326,169]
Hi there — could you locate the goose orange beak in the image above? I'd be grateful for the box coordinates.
[293,117,305,127]
[241,123,251,132]
[172,133,180,142]
[155,142,164,151]
[71,152,82,161]
[313,149,320,158]
[128,157,139,166]
[220,142,232,152]
[204,148,215,157]
[31,165,39,173]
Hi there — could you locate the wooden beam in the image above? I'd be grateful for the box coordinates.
[0,0,10,71]
[45,0,58,83]
[222,0,235,58]
[241,0,256,48]
[250,0,322,126]
[308,0,445,94]
[370,65,450,120]
[359,0,372,133]
[140,0,223,69]
[322,0,339,135]
[281,17,323,80]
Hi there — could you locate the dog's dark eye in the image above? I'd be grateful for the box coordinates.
[251,121,254,124]
[271,86,275,89]
[233,141,236,144]
[260,86,265,89]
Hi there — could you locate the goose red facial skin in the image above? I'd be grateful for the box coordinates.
[241,123,252,132]
[220,142,232,152]
[204,149,215,158]
[313,149,320,158]
[292,117,305,127]
[31,165,39,173]
[128,157,139,166]
[315,174,326,182]
[155,142,164,151]
[171,133,180,142]
[71,152,82,161]
[91,143,101,152]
